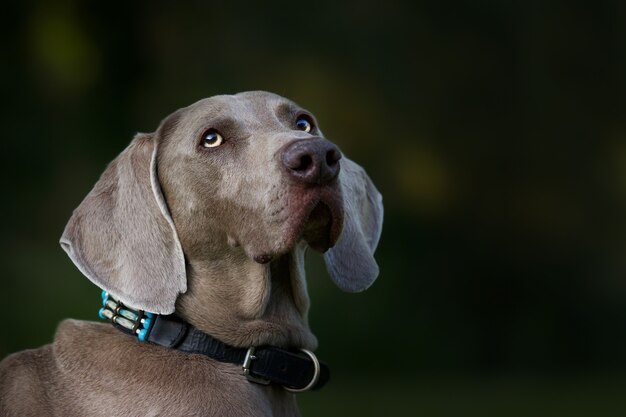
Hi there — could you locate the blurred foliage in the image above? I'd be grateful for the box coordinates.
[2,0,626,415]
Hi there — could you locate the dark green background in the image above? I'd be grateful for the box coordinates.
[3,1,626,415]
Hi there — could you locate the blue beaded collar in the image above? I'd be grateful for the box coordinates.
[98,291,154,341]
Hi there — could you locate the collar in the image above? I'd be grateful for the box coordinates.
[98,291,329,392]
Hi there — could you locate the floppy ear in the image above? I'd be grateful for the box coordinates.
[324,157,383,292]
[60,133,186,314]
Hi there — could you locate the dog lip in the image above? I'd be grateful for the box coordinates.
[254,254,273,264]
[300,194,343,252]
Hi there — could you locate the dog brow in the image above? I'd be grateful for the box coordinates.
[208,117,241,133]
[275,102,301,120]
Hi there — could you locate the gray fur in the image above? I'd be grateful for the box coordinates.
[0,91,383,416]
[60,133,187,314]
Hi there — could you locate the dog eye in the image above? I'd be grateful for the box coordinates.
[295,116,313,133]
[202,129,224,148]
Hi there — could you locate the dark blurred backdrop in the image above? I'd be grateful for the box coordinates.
[3,1,626,416]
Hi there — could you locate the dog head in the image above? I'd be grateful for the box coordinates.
[60,91,383,314]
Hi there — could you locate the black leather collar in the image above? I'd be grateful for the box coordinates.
[99,292,329,392]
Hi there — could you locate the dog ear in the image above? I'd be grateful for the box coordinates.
[60,133,186,314]
[323,157,383,292]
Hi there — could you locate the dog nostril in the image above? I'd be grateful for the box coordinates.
[326,149,341,166]
[296,154,313,171]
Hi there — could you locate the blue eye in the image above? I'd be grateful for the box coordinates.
[295,117,313,133]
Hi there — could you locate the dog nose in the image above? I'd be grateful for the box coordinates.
[281,139,342,184]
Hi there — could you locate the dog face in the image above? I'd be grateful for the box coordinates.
[60,91,383,314]
[156,91,344,265]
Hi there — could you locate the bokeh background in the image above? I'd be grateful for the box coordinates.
[3,1,626,416]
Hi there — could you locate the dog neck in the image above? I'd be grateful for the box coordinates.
[174,242,318,350]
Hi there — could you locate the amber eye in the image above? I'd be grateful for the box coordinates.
[202,129,224,148]
[295,116,313,133]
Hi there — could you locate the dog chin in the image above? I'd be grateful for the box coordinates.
[247,194,344,264]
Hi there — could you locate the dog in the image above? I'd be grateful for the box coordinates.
[0,91,383,417]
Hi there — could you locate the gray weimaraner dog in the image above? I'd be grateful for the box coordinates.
[0,91,383,417]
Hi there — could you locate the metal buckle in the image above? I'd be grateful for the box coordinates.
[284,349,321,393]
[242,347,270,385]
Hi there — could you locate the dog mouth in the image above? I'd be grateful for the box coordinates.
[301,201,334,252]
[251,188,343,264]
[298,188,344,253]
